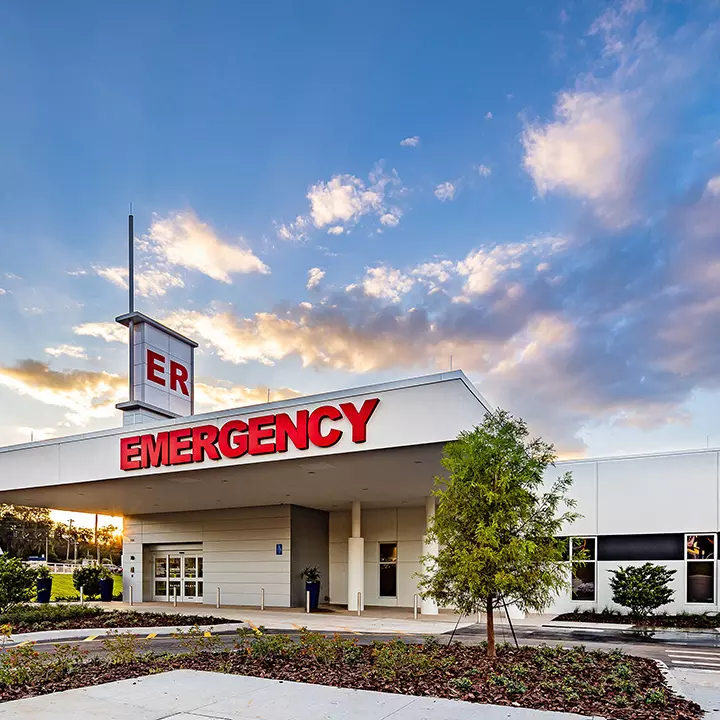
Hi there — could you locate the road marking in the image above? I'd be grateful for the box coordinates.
[203,631,212,637]
[667,651,720,659]
[83,635,98,642]
[146,633,157,639]
[291,624,305,631]
[342,627,360,635]
[670,660,720,668]
[15,641,31,647]
[243,619,258,631]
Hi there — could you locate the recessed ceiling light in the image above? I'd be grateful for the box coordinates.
[413,461,423,464]
[307,471,315,475]
[362,488,368,491]
[285,494,291,497]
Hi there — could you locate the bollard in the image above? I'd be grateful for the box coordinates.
[261,588,265,611]
[216,587,221,609]
[306,590,310,614]
[129,585,133,607]
[357,591,361,617]
[413,594,419,620]
[173,588,178,607]
[80,586,84,606]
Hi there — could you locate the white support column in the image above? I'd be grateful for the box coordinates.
[421,495,439,615]
[347,500,364,612]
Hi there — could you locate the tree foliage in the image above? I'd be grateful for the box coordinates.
[72,565,103,599]
[417,410,580,656]
[0,556,38,612]
[609,563,676,618]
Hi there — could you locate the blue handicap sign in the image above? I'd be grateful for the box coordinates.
[276,543,283,556]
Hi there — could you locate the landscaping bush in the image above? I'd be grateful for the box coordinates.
[609,563,675,619]
[72,566,102,599]
[0,556,38,612]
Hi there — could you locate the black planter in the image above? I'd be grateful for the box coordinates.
[36,577,52,604]
[305,581,320,610]
[98,577,114,602]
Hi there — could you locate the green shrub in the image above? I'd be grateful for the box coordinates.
[0,644,45,686]
[609,564,675,618]
[0,556,38,612]
[372,639,433,679]
[299,631,363,665]
[36,565,51,579]
[101,630,142,664]
[0,603,103,631]
[248,630,298,660]
[72,566,102,599]
[172,624,224,655]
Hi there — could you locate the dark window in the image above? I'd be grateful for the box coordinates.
[688,562,715,603]
[379,543,397,597]
[598,534,684,562]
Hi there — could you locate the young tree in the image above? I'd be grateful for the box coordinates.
[418,410,580,657]
[609,563,675,619]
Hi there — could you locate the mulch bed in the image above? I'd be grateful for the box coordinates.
[0,640,702,719]
[7,610,235,634]
[555,610,720,629]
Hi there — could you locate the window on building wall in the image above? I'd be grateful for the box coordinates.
[570,537,596,602]
[686,534,715,604]
[379,543,397,597]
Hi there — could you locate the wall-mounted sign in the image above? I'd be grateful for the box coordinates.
[115,311,198,420]
[276,544,283,556]
[120,398,380,471]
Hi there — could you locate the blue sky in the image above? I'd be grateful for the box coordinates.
[1,0,720,473]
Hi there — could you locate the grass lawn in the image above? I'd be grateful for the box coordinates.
[49,573,122,600]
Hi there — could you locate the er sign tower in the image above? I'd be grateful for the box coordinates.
[114,212,198,427]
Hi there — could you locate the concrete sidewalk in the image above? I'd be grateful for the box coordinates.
[0,669,597,719]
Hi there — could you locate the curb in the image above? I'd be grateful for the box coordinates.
[6,622,247,646]
[654,659,688,701]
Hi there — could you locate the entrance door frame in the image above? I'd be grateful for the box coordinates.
[152,549,204,602]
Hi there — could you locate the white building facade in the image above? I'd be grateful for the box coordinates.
[0,369,717,616]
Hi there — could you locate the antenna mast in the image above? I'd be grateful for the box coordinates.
[128,208,135,401]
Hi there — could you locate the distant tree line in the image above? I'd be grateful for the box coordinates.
[0,505,121,564]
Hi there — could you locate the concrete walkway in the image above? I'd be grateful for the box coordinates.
[0,669,597,719]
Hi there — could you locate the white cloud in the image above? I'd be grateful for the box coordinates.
[522,91,637,225]
[307,175,383,228]
[74,322,128,344]
[434,182,456,202]
[307,267,325,290]
[0,288,7,296]
[484,112,493,120]
[94,266,185,298]
[411,261,455,286]
[457,237,567,296]
[276,215,309,243]
[327,226,344,235]
[0,361,125,427]
[379,212,401,227]
[143,211,269,282]
[194,383,300,411]
[477,164,492,177]
[705,176,720,197]
[356,266,414,303]
[45,344,88,360]
[400,136,420,148]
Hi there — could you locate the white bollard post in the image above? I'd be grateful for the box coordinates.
[261,588,265,611]
[173,588,178,607]
[306,590,310,614]
[413,594,419,620]
[129,585,133,607]
[216,587,221,609]
[80,587,84,605]
[357,591,361,617]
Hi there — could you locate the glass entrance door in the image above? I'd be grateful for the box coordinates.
[153,553,203,602]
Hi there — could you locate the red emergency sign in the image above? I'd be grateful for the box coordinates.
[120,398,380,471]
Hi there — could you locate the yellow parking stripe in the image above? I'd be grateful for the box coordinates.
[83,635,98,642]
[203,631,212,637]
[244,619,258,630]
[146,633,157,639]
[16,640,31,647]
[342,627,360,635]
[291,624,305,631]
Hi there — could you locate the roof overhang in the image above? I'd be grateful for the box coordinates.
[0,371,489,515]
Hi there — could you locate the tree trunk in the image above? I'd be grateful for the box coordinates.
[486,595,495,658]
